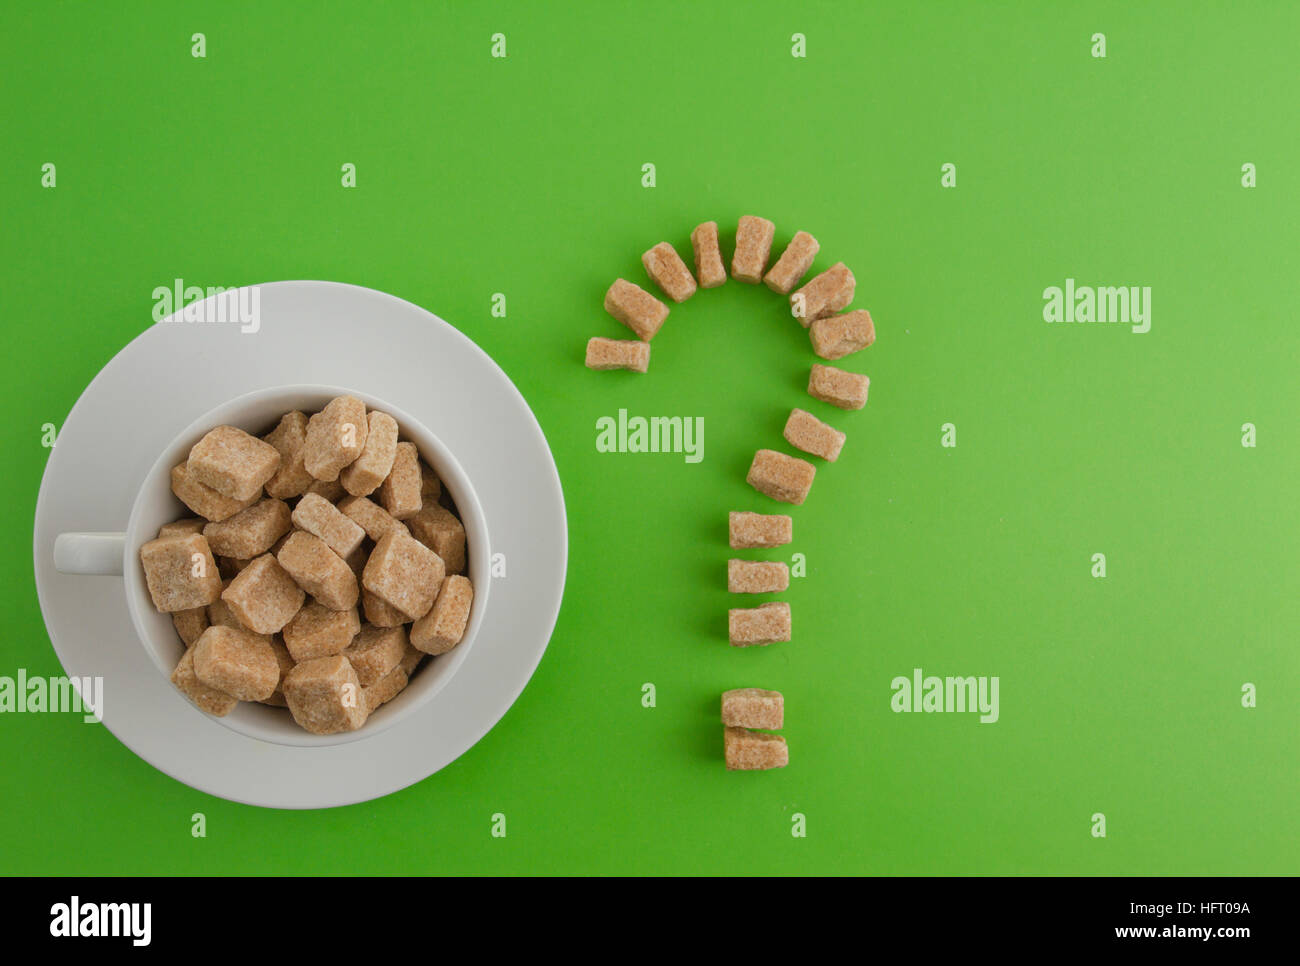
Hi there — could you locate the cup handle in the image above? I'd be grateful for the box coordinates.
[54,532,126,576]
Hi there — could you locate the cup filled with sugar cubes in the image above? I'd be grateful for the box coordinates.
[55,385,490,746]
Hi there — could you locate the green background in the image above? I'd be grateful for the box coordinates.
[2,1,1296,875]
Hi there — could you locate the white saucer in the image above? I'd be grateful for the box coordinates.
[32,281,567,808]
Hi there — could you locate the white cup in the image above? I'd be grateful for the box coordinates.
[53,385,491,747]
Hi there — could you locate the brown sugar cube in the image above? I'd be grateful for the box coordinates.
[207,581,274,645]
[407,503,466,574]
[187,426,282,501]
[202,498,292,559]
[585,337,650,373]
[191,625,279,702]
[339,495,409,542]
[399,641,425,676]
[139,533,223,613]
[277,531,359,611]
[170,647,238,717]
[728,602,791,646]
[728,511,793,549]
[731,215,775,283]
[642,242,698,303]
[340,411,399,497]
[808,363,870,410]
[746,449,816,505]
[791,262,855,325]
[378,442,422,520]
[158,518,205,538]
[362,529,445,621]
[263,636,295,707]
[728,560,790,594]
[292,492,366,559]
[171,606,210,646]
[263,411,316,499]
[721,688,784,730]
[604,278,668,341]
[418,461,442,503]
[724,727,789,770]
[363,590,408,628]
[306,479,347,502]
[363,666,409,713]
[783,408,846,462]
[282,602,361,662]
[303,395,369,482]
[809,309,876,360]
[283,655,367,735]
[763,230,820,294]
[222,553,306,634]
[170,462,259,522]
[343,625,408,687]
[207,583,254,632]
[690,221,727,288]
[410,575,473,655]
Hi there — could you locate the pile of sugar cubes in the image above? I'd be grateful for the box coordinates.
[586,216,882,769]
[722,688,787,770]
[138,394,474,735]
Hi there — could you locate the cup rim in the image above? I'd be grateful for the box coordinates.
[123,383,491,748]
